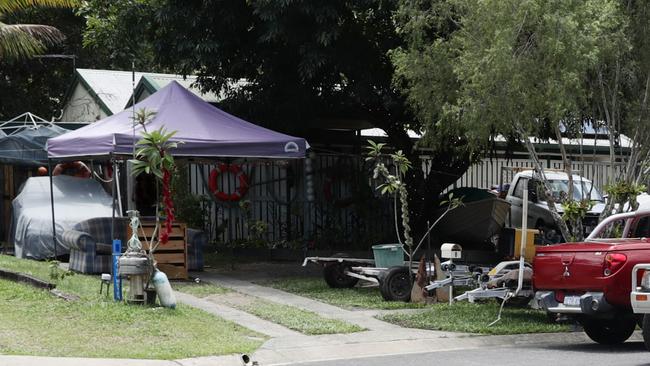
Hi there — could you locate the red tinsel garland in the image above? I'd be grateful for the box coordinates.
[159,167,175,244]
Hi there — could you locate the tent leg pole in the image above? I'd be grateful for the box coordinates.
[111,157,116,241]
[48,159,57,258]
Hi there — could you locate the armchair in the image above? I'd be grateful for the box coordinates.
[63,217,128,274]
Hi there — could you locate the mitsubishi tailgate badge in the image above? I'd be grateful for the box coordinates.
[561,255,574,278]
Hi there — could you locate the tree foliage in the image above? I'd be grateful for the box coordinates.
[0,5,77,120]
[394,0,624,145]
[79,0,157,69]
[0,0,75,60]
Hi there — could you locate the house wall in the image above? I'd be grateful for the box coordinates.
[135,89,152,104]
[61,83,108,122]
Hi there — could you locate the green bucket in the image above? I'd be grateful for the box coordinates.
[372,244,405,268]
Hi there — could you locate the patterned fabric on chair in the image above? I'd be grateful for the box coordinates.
[64,217,128,274]
[186,228,206,272]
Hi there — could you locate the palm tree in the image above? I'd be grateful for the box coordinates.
[0,0,76,60]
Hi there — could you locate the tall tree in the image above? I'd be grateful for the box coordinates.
[82,0,475,238]
[394,0,626,239]
[0,0,75,60]
[590,1,650,220]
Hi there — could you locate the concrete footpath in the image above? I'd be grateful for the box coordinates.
[198,272,404,332]
[0,273,633,366]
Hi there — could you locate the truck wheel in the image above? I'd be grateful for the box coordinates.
[642,314,650,351]
[323,262,359,288]
[546,312,558,323]
[379,266,411,302]
[581,316,636,345]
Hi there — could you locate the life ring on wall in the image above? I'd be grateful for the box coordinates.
[208,163,249,201]
[52,161,91,179]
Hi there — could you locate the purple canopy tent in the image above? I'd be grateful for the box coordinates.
[47,80,308,159]
[44,80,309,258]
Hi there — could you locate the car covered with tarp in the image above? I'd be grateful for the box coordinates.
[11,176,115,259]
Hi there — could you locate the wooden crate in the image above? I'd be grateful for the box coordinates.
[128,221,188,280]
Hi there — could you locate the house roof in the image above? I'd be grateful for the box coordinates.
[131,74,222,105]
[359,128,633,153]
[70,69,149,115]
[64,69,231,116]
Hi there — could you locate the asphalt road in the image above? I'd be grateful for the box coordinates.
[290,341,650,366]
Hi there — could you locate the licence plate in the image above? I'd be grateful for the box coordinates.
[564,296,581,307]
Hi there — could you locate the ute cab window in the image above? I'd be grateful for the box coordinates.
[513,178,528,199]
[631,216,650,238]
[588,213,650,240]
[539,179,603,203]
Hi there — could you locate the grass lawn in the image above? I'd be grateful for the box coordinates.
[261,277,427,310]
[379,301,571,335]
[174,281,364,335]
[172,281,231,297]
[0,254,264,359]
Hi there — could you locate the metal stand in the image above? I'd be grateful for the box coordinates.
[118,210,152,304]
[100,273,111,296]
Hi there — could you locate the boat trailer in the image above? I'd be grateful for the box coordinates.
[302,255,488,302]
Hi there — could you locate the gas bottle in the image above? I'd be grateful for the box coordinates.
[152,269,176,309]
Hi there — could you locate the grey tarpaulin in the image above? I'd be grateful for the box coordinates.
[0,125,68,166]
[11,176,114,259]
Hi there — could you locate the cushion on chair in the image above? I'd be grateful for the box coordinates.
[95,243,113,255]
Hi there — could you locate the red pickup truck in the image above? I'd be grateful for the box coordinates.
[533,196,650,345]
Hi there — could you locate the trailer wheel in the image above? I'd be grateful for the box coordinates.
[581,315,636,345]
[323,262,359,288]
[379,266,411,302]
[642,314,650,351]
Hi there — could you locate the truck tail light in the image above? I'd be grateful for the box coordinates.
[603,253,627,276]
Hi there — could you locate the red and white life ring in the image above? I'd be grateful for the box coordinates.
[208,163,249,201]
[52,161,91,179]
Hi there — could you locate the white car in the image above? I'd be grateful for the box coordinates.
[505,170,605,241]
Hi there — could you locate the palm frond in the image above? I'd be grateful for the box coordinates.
[0,23,65,59]
[0,0,77,13]
[0,23,41,58]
